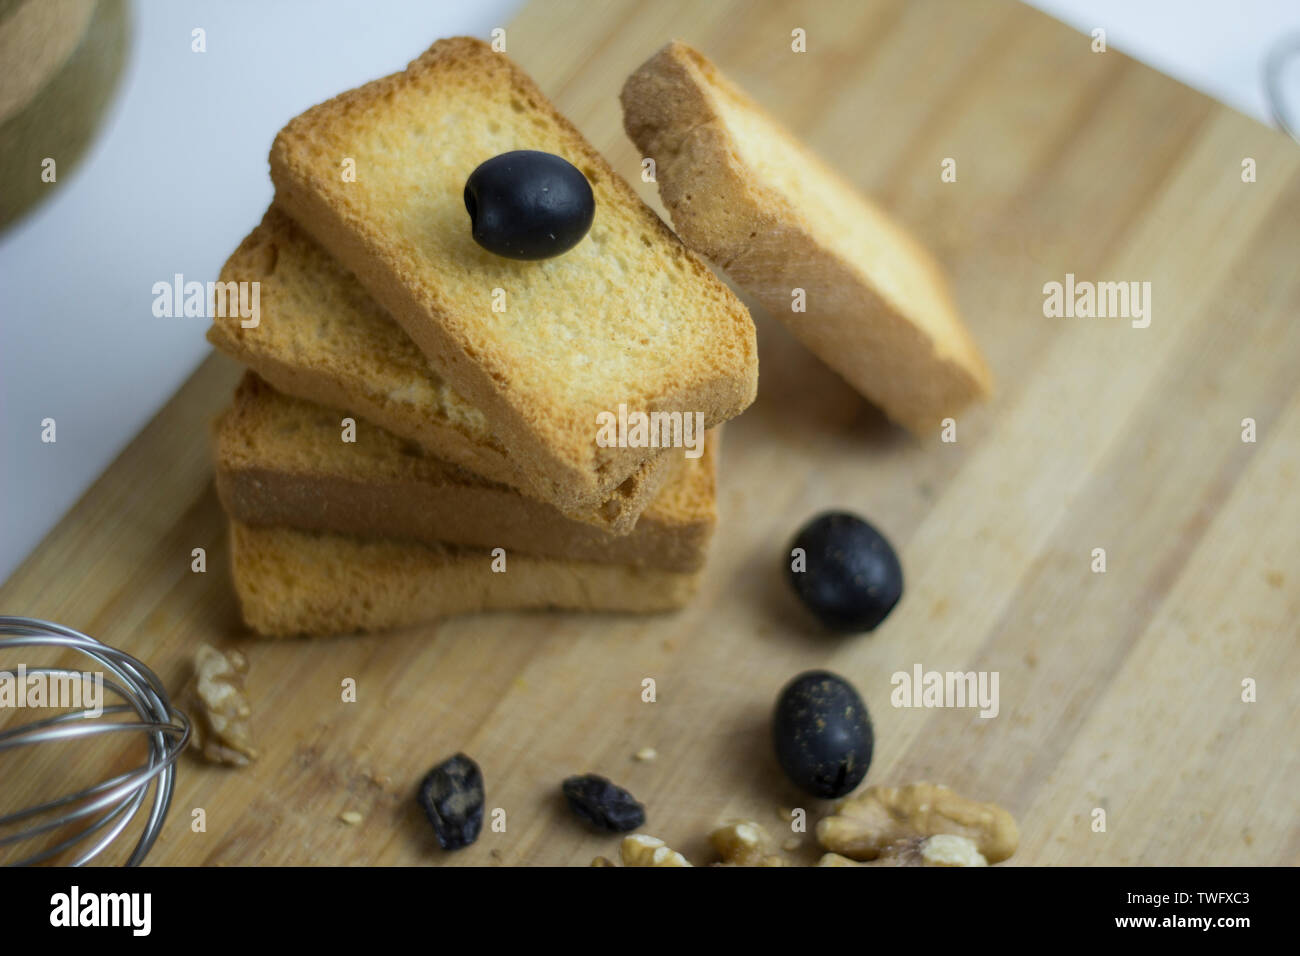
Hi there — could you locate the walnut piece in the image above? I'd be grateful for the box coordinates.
[184,644,257,766]
[710,820,787,866]
[816,834,988,867]
[621,834,692,867]
[916,833,988,866]
[816,783,1017,863]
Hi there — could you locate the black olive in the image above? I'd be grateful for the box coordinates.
[787,511,903,632]
[463,150,595,260]
[561,774,646,832]
[772,670,873,798]
[417,753,484,850]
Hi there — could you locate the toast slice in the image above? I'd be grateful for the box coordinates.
[208,207,674,534]
[230,521,701,638]
[215,373,717,572]
[621,42,992,432]
[270,36,757,510]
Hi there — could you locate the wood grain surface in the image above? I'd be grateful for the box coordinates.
[2,0,1297,866]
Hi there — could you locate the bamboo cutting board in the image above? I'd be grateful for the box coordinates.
[2,0,1297,866]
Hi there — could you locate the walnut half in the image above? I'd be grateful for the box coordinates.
[710,820,787,866]
[184,644,257,767]
[621,834,692,867]
[817,833,988,867]
[816,783,1017,863]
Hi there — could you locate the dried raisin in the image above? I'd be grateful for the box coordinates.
[417,753,484,850]
[562,774,646,832]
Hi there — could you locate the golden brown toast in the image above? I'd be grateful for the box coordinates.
[215,373,717,572]
[208,207,675,533]
[622,41,992,432]
[230,521,701,638]
[269,37,757,508]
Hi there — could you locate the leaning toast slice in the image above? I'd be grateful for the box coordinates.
[270,36,757,510]
[208,207,672,534]
[215,373,718,572]
[621,42,992,432]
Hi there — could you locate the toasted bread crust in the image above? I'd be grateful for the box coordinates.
[230,521,701,638]
[214,374,717,572]
[270,37,757,505]
[622,41,992,433]
[208,207,675,534]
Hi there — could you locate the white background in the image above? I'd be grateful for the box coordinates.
[2,0,1298,584]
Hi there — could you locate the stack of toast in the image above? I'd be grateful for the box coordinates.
[209,38,991,639]
[209,38,757,637]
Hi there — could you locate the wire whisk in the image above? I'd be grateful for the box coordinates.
[1265,32,1300,143]
[0,617,189,866]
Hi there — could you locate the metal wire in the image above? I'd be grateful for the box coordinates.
[1265,32,1300,143]
[0,617,188,866]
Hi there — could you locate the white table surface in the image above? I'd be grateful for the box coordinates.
[2,0,1298,586]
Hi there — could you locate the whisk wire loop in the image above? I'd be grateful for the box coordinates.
[0,617,189,866]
